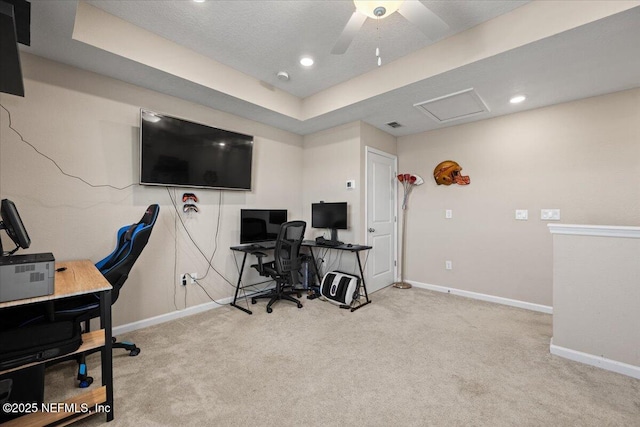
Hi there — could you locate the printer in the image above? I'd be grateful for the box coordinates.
[0,253,55,303]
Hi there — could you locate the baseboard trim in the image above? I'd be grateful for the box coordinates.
[406,280,553,314]
[113,296,233,336]
[550,339,640,379]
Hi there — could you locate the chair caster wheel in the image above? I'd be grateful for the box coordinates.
[297,303,303,308]
[112,337,117,343]
[79,377,94,388]
[251,298,257,304]
[129,348,140,356]
[267,307,273,313]
[296,293,302,298]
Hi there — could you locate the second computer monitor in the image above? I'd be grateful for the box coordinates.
[311,202,347,242]
[240,209,287,244]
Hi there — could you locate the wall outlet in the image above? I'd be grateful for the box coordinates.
[445,260,453,270]
[541,209,560,221]
[346,180,356,190]
[445,209,452,219]
[515,209,528,220]
[180,274,187,286]
[190,273,197,284]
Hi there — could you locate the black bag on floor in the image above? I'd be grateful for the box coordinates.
[0,321,82,370]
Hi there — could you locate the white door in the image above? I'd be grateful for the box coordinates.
[365,147,397,293]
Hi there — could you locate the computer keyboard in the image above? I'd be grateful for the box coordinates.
[317,240,343,247]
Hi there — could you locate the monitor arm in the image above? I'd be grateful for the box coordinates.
[0,220,19,256]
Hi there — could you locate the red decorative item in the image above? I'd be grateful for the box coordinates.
[394,173,424,289]
[397,173,424,210]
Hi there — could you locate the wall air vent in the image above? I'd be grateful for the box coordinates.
[414,88,490,123]
[386,121,402,128]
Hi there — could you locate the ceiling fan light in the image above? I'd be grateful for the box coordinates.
[354,0,404,19]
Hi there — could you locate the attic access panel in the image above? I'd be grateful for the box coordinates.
[414,88,490,123]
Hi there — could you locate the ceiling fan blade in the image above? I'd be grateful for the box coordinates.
[398,1,449,41]
[331,11,367,55]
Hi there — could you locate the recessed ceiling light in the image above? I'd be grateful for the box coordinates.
[510,95,526,104]
[193,0,206,3]
[300,57,314,67]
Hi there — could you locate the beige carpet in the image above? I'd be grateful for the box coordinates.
[45,287,640,426]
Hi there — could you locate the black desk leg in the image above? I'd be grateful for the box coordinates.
[307,248,322,287]
[351,251,371,312]
[230,252,253,315]
[99,289,114,421]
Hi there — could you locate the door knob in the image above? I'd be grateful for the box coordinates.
[368,228,375,232]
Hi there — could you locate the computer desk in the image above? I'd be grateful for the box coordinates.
[0,260,114,426]
[230,241,372,315]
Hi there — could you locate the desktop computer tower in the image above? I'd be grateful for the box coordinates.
[0,253,55,303]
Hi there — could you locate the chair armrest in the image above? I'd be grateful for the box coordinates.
[251,252,268,276]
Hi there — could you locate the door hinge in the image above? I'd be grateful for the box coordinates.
[394,260,397,266]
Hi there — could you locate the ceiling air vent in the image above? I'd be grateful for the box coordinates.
[414,88,490,123]
[386,121,402,128]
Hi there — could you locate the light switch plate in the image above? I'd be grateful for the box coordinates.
[515,209,528,220]
[445,209,452,219]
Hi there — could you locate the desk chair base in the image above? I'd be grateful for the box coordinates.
[72,332,140,388]
[252,289,303,313]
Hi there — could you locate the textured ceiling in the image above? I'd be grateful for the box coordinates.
[16,1,640,137]
[85,0,529,98]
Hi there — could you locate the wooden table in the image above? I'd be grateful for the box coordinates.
[0,260,114,426]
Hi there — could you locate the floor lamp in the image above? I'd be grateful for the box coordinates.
[393,173,424,289]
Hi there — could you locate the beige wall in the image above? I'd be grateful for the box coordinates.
[4,53,638,328]
[0,54,303,326]
[302,122,362,245]
[398,88,640,306]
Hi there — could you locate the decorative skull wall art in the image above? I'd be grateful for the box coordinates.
[433,161,470,186]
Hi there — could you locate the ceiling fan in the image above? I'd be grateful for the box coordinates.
[331,0,450,55]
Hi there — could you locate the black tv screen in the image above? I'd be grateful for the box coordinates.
[140,109,253,190]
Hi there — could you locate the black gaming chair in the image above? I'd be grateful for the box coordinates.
[50,204,159,387]
[251,221,306,313]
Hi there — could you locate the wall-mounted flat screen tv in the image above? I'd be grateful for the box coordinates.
[140,109,254,190]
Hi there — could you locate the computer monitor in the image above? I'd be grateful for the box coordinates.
[1,199,31,255]
[240,209,287,244]
[311,202,347,242]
